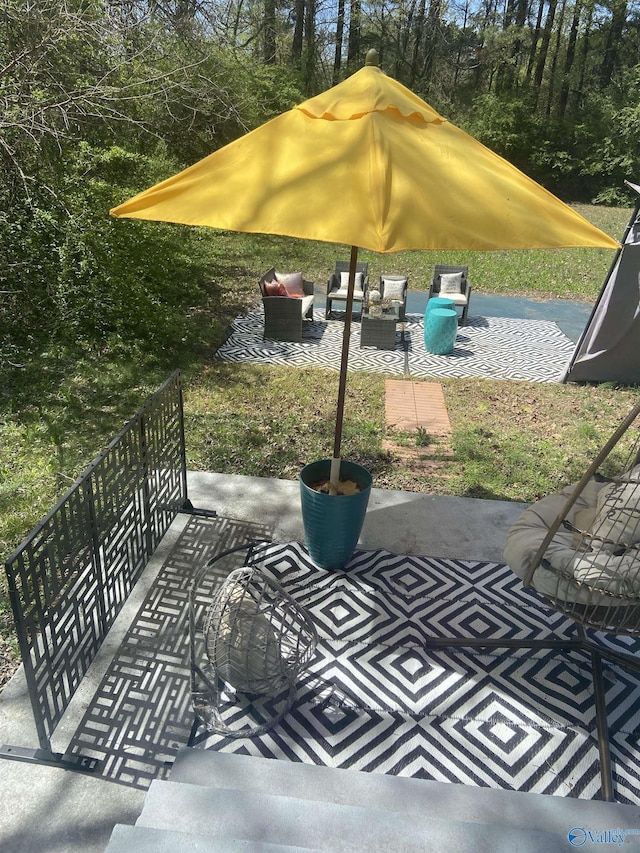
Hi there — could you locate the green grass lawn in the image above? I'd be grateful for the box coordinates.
[214,204,630,302]
[0,202,636,683]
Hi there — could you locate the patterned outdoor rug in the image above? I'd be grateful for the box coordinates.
[66,515,640,802]
[192,539,640,804]
[216,309,575,382]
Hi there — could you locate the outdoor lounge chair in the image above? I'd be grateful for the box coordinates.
[325,260,369,319]
[259,268,315,342]
[378,274,408,321]
[431,396,640,801]
[429,264,472,325]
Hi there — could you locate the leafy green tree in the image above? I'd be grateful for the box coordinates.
[0,0,303,366]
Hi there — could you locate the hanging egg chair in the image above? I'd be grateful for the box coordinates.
[430,397,640,801]
[189,542,317,740]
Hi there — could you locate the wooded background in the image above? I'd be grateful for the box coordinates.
[1,0,639,365]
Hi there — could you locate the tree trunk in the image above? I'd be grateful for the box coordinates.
[263,0,276,64]
[399,0,418,81]
[499,0,530,91]
[292,0,305,60]
[347,0,361,70]
[231,0,245,44]
[475,0,499,90]
[422,0,442,87]
[173,0,197,34]
[304,0,316,90]
[558,0,582,116]
[333,0,346,83]
[600,0,627,87]
[534,0,558,91]
[504,0,517,25]
[410,0,427,87]
[576,0,594,103]
[453,0,471,89]
[544,0,567,115]
[526,0,546,82]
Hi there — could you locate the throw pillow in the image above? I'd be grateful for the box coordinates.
[439,272,464,295]
[339,271,364,292]
[382,278,407,300]
[276,271,305,297]
[263,281,281,296]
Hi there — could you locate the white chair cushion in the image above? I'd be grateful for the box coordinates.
[331,289,364,300]
[590,463,640,546]
[504,479,605,585]
[300,295,315,315]
[443,292,468,306]
[572,550,640,596]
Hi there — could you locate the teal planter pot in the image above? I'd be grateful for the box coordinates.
[299,460,372,570]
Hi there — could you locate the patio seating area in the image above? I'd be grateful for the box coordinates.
[217,300,577,383]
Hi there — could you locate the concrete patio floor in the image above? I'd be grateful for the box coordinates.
[0,471,528,853]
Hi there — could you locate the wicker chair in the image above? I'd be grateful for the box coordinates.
[429,264,472,325]
[259,268,315,342]
[429,397,640,802]
[189,542,317,740]
[325,260,369,319]
[378,274,409,321]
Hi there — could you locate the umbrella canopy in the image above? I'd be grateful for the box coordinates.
[111,59,617,253]
[111,52,618,488]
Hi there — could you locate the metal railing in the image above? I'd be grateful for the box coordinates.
[2,370,207,771]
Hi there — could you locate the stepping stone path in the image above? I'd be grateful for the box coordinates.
[383,379,453,469]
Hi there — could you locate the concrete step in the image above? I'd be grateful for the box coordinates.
[104,823,317,852]
[103,749,640,851]
[127,777,576,852]
[170,747,640,834]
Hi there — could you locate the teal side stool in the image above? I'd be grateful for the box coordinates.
[424,307,458,354]
[425,296,455,316]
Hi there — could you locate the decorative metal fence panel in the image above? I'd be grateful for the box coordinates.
[5,371,188,753]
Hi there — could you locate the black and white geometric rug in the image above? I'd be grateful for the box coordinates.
[192,540,640,804]
[216,310,575,382]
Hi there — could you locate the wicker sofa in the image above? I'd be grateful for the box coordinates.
[259,268,315,342]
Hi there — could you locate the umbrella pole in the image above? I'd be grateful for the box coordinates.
[330,245,359,493]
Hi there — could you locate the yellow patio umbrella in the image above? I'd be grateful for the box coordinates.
[111,50,618,490]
